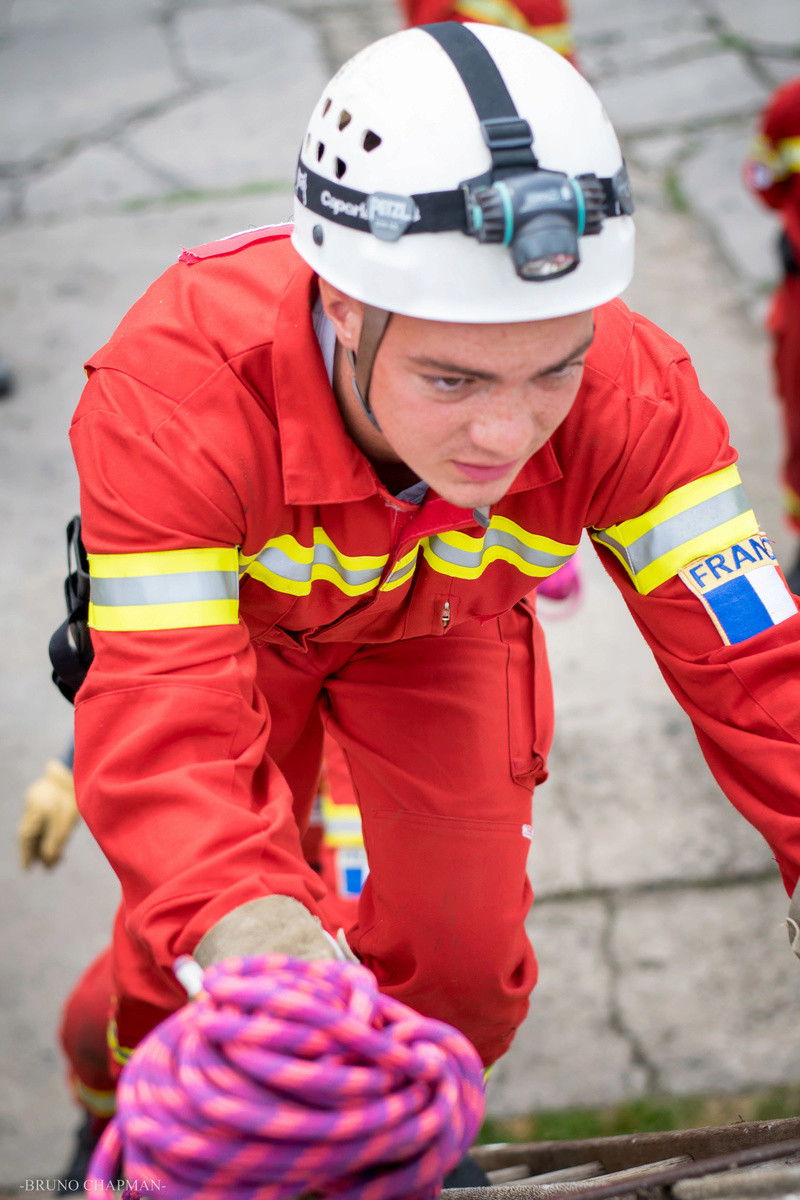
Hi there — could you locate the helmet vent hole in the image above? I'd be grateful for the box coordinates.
[316,141,325,162]
[338,110,352,131]
[322,98,332,117]
[335,157,347,179]
[362,130,382,152]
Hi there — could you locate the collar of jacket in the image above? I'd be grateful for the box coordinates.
[272,259,563,511]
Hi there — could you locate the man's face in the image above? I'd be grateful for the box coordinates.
[365,307,595,509]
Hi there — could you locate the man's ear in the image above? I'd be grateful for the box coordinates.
[317,278,364,353]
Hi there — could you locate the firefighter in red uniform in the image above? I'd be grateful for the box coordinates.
[63,19,800,1181]
[744,76,800,591]
[399,0,576,64]
[36,10,581,1179]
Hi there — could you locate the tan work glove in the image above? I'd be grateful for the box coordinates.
[18,759,80,869]
[193,895,354,967]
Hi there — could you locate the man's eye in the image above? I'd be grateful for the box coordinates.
[547,359,584,380]
[426,375,468,393]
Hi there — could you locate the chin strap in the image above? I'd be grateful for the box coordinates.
[346,305,391,430]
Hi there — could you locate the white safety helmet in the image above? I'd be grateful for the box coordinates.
[291,21,634,325]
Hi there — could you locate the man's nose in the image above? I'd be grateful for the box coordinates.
[467,394,536,457]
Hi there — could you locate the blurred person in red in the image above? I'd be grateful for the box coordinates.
[744,76,800,590]
[399,0,577,65]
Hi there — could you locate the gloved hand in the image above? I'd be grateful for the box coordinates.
[193,895,352,968]
[18,759,79,869]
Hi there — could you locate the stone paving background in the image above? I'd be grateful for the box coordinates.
[1,0,800,1186]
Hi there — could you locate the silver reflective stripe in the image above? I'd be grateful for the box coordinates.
[428,527,571,572]
[385,555,418,586]
[256,542,383,589]
[90,570,239,607]
[324,813,363,836]
[609,484,751,575]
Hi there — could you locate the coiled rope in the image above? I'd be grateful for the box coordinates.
[86,954,485,1199]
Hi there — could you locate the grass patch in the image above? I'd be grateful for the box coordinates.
[478,1084,800,1145]
[715,32,750,54]
[664,168,690,214]
[119,179,291,213]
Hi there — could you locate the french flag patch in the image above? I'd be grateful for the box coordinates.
[679,532,798,645]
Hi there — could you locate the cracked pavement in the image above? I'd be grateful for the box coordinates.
[1,0,800,1185]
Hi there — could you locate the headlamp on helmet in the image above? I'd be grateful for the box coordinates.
[466,168,614,281]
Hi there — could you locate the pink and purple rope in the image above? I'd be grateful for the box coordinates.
[87,955,485,1199]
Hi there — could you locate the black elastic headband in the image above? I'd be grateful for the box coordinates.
[295,161,630,242]
[420,21,539,174]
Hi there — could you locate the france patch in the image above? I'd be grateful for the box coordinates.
[678,532,797,645]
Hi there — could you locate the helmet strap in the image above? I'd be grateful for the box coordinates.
[345,305,391,430]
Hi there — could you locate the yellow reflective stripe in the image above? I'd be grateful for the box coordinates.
[245,529,387,597]
[634,511,759,593]
[526,20,573,56]
[321,797,364,848]
[422,516,578,581]
[784,484,800,524]
[88,546,240,631]
[590,465,759,594]
[380,544,420,591]
[89,598,238,631]
[88,546,237,578]
[776,135,800,178]
[74,1080,117,1117]
[454,0,526,29]
[750,134,800,182]
[246,518,575,595]
[107,1017,133,1067]
[749,133,777,167]
[453,0,573,54]
[599,465,743,544]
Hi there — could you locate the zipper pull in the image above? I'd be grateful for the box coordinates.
[441,600,451,630]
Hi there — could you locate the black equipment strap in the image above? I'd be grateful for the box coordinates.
[420,22,538,173]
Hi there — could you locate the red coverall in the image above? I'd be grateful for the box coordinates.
[400,0,576,64]
[744,77,800,531]
[69,227,800,1081]
[63,0,578,1113]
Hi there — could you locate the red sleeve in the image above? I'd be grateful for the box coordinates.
[70,367,326,985]
[602,561,800,895]
[584,336,800,895]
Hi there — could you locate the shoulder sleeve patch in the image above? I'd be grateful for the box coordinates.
[678,532,798,644]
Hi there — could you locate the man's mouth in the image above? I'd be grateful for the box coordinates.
[452,460,518,482]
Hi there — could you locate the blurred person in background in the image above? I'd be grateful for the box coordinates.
[399,0,577,65]
[744,76,800,591]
